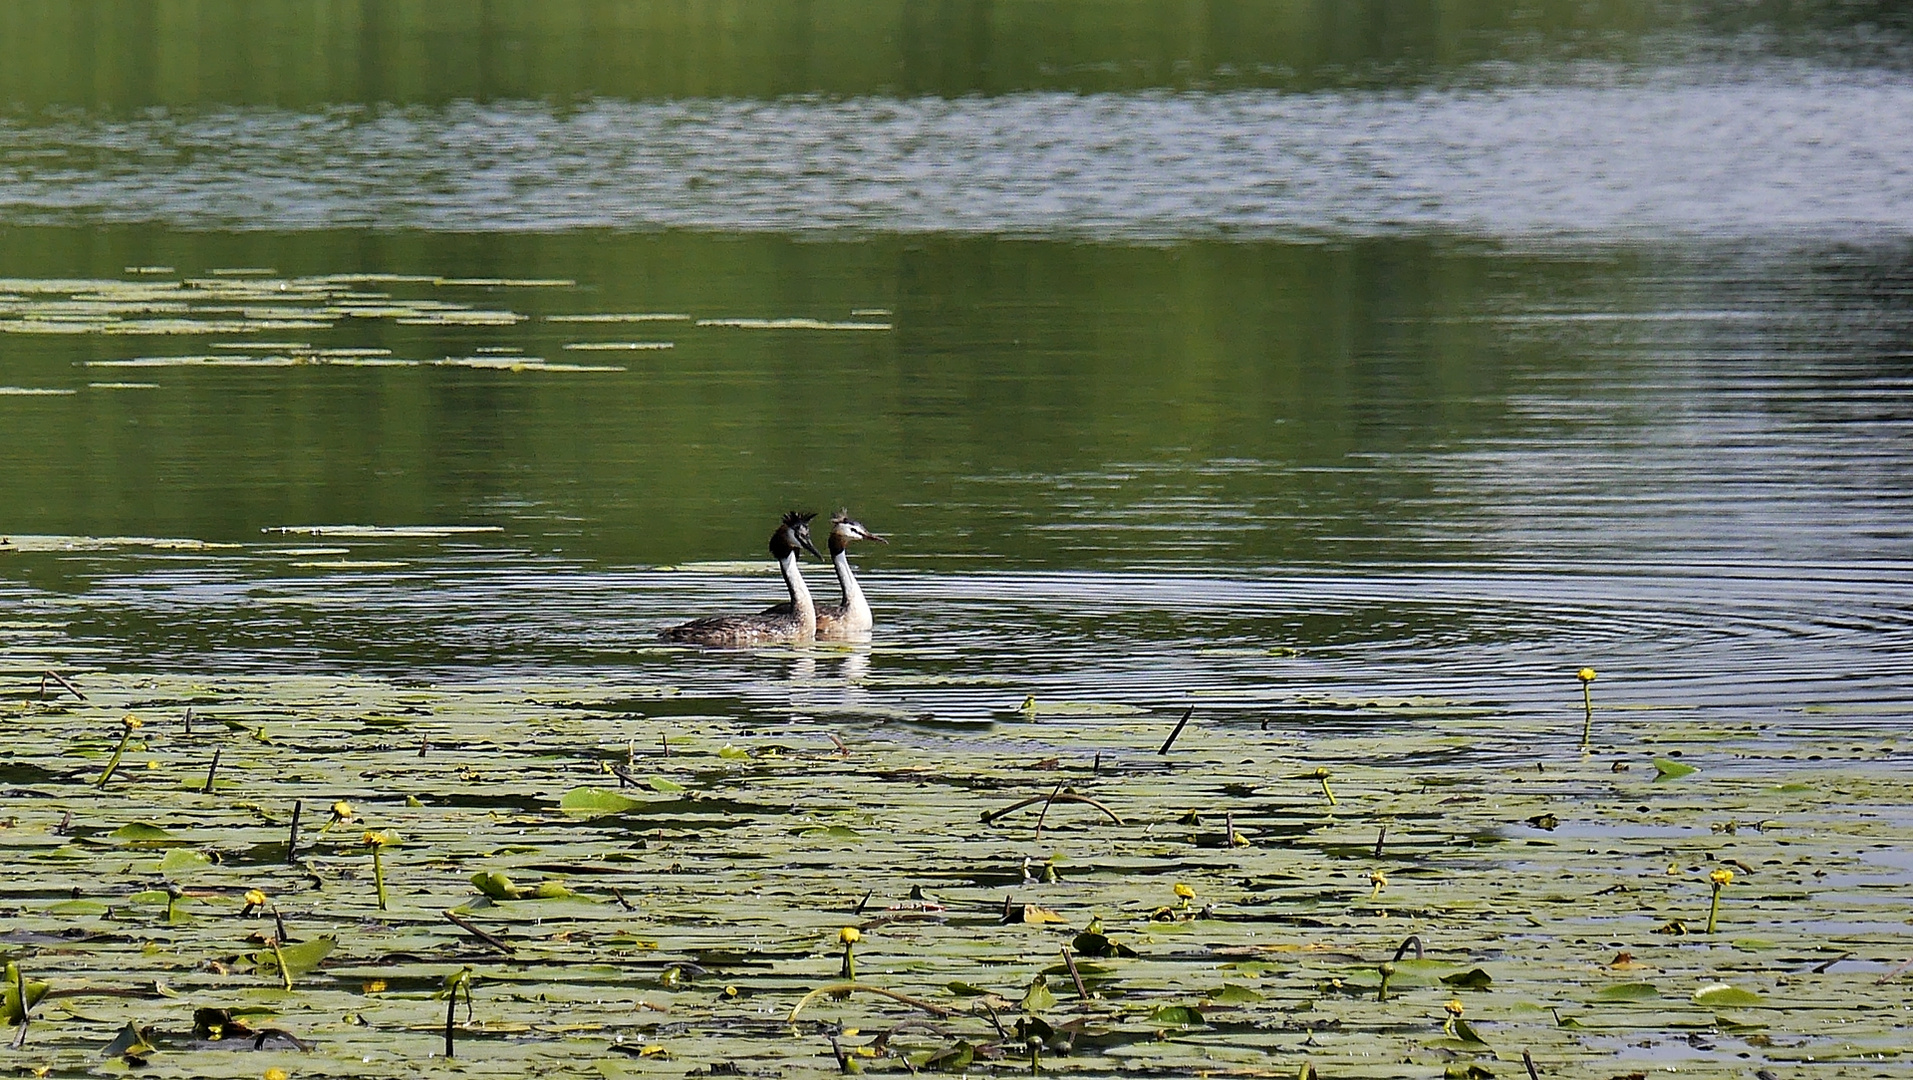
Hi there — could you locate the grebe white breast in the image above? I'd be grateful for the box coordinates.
[660,511,823,646]
[765,510,886,641]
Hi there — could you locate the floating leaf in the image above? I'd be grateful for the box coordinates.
[919,1041,975,1071]
[1653,758,1698,780]
[1148,1004,1206,1027]
[159,848,212,879]
[473,870,522,900]
[1205,983,1264,1004]
[1692,984,1764,1007]
[559,787,643,816]
[1,964,51,1023]
[110,822,178,844]
[646,776,686,793]
[1020,977,1057,1012]
[1450,1017,1490,1045]
[256,935,336,979]
[1441,967,1493,990]
[1591,982,1661,1001]
[101,1020,157,1059]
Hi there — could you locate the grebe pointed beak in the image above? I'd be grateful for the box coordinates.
[796,528,824,561]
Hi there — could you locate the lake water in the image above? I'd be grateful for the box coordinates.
[4,3,1912,737]
[4,5,1913,1077]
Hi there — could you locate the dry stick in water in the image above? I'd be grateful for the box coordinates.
[1392,935,1425,963]
[39,670,86,701]
[1059,945,1088,999]
[1374,824,1388,858]
[1157,706,1195,755]
[443,910,514,956]
[202,749,221,794]
[1523,1049,1541,1080]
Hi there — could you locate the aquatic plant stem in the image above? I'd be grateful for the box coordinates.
[268,936,293,991]
[10,961,29,1049]
[1578,668,1597,749]
[1313,767,1336,806]
[202,748,220,793]
[982,792,1123,826]
[95,715,142,788]
[372,846,387,909]
[1706,868,1732,933]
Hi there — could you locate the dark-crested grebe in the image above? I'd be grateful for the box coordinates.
[765,510,886,640]
[660,511,823,646]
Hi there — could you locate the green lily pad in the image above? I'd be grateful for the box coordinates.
[1441,967,1493,989]
[1592,982,1661,1001]
[1653,758,1698,780]
[1692,983,1763,1007]
[1148,1004,1206,1027]
[558,787,643,816]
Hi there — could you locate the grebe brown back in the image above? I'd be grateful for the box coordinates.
[660,511,823,646]
[765,510,885,640]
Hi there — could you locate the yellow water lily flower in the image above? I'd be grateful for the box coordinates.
[838,926,861,945]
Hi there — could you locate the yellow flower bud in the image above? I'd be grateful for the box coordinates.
[838,926,861,945]
[360,830,389,847]
[122,714,143,730]
[1577,667,1597,683]
[1444,999,1464,1018]
[1173,882,1196,900]
[1709,868,1734,888]
[264,1069,290,1080]
[244,889,268,907]
[330,801,353,819]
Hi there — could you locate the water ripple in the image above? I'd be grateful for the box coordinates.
[4,66,1912,241]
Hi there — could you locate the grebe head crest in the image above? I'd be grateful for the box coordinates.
[826,509,886,554]
[774,511,823,561]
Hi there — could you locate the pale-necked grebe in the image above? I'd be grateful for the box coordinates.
[660,511,823,646]
[765,510,886,640]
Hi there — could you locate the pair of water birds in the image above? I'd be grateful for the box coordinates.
[660,510,886,646]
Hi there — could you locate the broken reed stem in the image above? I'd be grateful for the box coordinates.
[445,989,457,1058]
[1033,780,1063,840]
[371,844,388,910]
[285,800,303,866]
[202,749,221,794]
[788,983,953,1022]
[1060,945,1088,999]
[1523,1049,1541,1080]
[1374,824,1388,858]
[1157,706,1195,755]
[982,792,1124,826]
[1392,935,1425,963]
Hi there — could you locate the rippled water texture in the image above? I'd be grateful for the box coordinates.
[4,67,1913,241]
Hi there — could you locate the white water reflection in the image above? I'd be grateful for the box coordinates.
[5,64,1913,241]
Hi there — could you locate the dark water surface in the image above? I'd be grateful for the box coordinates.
[2,2,1911,739]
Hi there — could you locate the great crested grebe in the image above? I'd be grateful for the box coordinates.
[764,510,886,640]
[660,511,823,646]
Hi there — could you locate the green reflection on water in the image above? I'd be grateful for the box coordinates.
[0,227,1607,567]
[1,0,1903,108]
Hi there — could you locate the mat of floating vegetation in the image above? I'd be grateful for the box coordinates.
[0,669,1907,1078]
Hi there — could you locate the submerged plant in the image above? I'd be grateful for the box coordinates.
[1706,867,1734,933]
